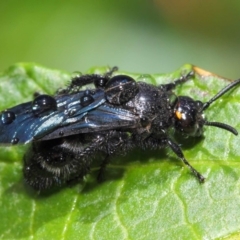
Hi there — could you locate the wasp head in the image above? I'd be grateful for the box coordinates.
[173,79,240,137]
[174,96,205,136]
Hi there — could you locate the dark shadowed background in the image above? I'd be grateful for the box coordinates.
[0,0,239,78]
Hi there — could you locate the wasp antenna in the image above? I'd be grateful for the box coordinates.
[202,79,240,111]
[204,121,238,135]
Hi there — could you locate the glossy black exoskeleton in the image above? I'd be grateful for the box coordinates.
[0,67,240,190]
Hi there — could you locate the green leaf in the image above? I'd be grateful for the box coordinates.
[0,63,240,240]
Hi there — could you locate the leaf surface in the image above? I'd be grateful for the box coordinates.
[0,63,240,240]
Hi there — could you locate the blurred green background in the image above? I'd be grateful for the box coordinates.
[0,0,240,78]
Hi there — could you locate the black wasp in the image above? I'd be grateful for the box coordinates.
[0,67,239,190]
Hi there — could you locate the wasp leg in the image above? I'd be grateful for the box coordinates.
[138,135,205,183]
[97,130,132,182]
[23,139,81,190]
[161,71,194,91]
[23,134,107,190]
[97,154,110,182]
[165,138,205,183]
[58,66,118,94]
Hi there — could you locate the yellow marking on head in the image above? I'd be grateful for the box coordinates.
[175,111,182,120]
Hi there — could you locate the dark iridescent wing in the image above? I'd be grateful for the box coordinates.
[40,103,139,140]
[0,88,139,144]
[0,89,105,143]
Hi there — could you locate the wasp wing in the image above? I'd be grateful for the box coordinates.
[0,89,139,144]
[39,103,139,140]
[0,89,106,144]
